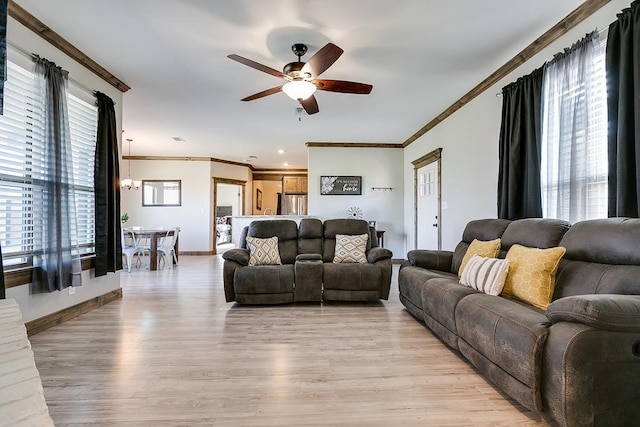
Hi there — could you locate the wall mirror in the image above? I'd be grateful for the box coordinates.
[142,180,182,207]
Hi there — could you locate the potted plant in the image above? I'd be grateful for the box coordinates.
[121,212,129,224]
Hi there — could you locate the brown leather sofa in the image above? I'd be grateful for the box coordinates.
[399,217,640,427]
[223,218,393,304]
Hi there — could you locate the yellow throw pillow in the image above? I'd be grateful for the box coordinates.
[502,244,566,310]
[458,238,501,278]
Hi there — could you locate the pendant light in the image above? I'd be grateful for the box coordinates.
[121,138,141,190]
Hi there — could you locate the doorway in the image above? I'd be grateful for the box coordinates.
[213,178,245,254]
[413,148,442,250]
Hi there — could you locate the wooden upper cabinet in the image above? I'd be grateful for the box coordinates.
[283,176,308,194]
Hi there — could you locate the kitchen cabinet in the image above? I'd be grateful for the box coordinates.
[283,176,308,194]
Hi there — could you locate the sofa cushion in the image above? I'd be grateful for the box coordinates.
[456,293,550,390]
[421,277,479,342]
[298,217,323,255]
[323,262,381,291]
[558,217,640,265]
[333,233,368,263]
[458,238,501,278]
[246,220,298,264]
[398,266,458,310]
[246,236,282,266]
[323,219,371,262]
[233,265,294,294]
[451,219,511,274]
[502,244,566,310]
[500,218,570,254]
[546,294,640,332]
[460,255,510,296]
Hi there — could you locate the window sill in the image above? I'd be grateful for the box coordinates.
[4,256,96,289]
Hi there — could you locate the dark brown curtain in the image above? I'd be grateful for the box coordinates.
[497,67,544,219]
[606,0,640,217]
[94,92,122,276]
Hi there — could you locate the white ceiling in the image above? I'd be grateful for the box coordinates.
[14,0,585,169]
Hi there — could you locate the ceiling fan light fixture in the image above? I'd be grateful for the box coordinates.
[282,80,316,101]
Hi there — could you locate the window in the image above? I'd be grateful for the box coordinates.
[541,33,608,223]
[0,61,98,268]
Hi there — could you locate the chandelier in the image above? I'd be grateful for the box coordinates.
[121,138,141,190]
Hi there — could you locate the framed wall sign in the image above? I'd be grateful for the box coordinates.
[256,188,262,210]
[320,176,362,195]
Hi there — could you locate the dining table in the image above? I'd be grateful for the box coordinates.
[134,228,179,271]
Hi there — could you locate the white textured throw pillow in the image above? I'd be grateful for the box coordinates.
[460,254,510,296]
[333,233,368,263]
[245,236,282,266]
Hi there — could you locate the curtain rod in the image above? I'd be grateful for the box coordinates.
[7,40,97,98]
[496,26,609,98]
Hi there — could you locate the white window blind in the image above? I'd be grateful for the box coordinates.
[0,61,97,267]
[541,33,608,223]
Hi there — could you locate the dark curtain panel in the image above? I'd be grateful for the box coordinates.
[497,67,544,220]
[0,242,4,299]
[32,57,82,292]
[94,92,122,276]
[606,1,640,217]
[0,0,7,115]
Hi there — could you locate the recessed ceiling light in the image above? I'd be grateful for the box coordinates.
[278,149,285,154]
[283,162,289,167]
[248,155,258,159]
[172,136,185,142]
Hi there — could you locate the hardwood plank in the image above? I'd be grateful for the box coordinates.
[29,256,557,426]
[26,288,122,336]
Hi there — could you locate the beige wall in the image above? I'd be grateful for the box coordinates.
[252,180,282,215]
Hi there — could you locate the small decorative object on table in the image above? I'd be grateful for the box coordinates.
[121,213,129,224]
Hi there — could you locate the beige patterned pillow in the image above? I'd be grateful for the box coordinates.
[245,236,282,266]
[502,244,566,310]
[333,233,368,263]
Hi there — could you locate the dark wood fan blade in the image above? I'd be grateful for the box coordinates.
[241,86,283,101]
[314,79,373,94]
[301,43,343,78]
[300,95,319,115]
[227,54,286,79]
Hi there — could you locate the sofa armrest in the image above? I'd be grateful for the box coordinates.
[406,249,453,271]
[222,248,250,266]
[296,253,322,261]
[368,247,392,264]
[546,294,640,332]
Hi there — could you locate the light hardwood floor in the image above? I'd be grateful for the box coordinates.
[30,256,557,426]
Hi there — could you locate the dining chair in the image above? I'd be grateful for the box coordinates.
[121,228,147,272]
[157,227,179,270]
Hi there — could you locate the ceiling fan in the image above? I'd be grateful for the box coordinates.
[227,43,373,115]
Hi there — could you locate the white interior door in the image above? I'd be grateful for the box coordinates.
[417,162,439,249]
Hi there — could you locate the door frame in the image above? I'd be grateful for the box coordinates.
[412,148,442,250]
[212,177,246,254]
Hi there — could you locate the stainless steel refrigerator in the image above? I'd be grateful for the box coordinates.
[283,194,307,215]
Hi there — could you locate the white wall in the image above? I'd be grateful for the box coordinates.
[402,0,628,254]
[216,183,242,216]
[121,159,212,252]
[308,147,404,257]
[5,17,123,322]
[120,159,253,253]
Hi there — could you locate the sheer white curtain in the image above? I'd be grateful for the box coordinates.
[541,31,608,223]
[31,57,82,292]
